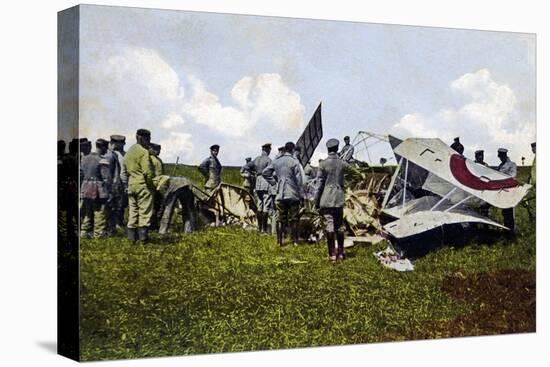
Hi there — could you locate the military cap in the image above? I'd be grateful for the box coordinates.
[531,142,536,148]
[475,150,484,155]
[245,157,252,162]
[136,129,151,137]
[262,143,272,149]
[454,137,460,141]
[497,148,508,154]
[284,141,295,151]
[96,138,109,147]
[344,136,350,140]
[150,143,161,151]
[278,146,285,151]
[210,144,220,150]
[326,138,340,149]
[79,137,89,144]
[110,134,126,143]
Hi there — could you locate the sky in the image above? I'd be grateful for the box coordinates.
[72,4,536,166]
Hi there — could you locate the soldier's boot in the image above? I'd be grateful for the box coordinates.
[127,227,137,242]
[291,223,299,246]
[257,213,264,233]
[276,222,285,246]
[262,215,270,234]
[326,232,336,262]
[336,231,345,260]
[138,227,150,243]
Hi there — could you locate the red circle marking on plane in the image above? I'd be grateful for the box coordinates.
[449,154,519,191]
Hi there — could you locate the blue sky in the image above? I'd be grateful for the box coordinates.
[75,5,535,166]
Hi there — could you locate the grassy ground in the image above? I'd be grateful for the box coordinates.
[78,165,535,361]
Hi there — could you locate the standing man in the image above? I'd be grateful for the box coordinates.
[450,137,464,155]
[316,139,348,262]
[240,157,254,192]
[149,143,165,231]
[474,150,488,166]
[109,135,127,229]
[497,148,517,236]
[247,143,273,233]
[123,129,155,242]
[199,144,222,194]
[262,142,304,246]
[80,139,112,238]
[338,136,355,162]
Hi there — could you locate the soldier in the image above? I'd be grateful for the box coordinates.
[109,135,127,229]
[315,139,348,262]
[474,150,488,166]
[450,137,464,155]
[497,148,517,236]
[80,139,112,238]
[275,145,285,159]
[338,135,355,162]
[123,129,155,242]
[199,144,222,194]
[240,157,254,192]
[80,138,91,160]
[262,142,304,246]
[247,143,273,233]
[149,143,164,231]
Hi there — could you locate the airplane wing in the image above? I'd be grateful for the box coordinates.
[392,138,531,208]
[382,209,507,239]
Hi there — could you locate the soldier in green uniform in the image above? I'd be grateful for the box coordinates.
[199,144,222,194]
[80,139,112,238]
[315,138,349,262]
[123,129,155,242]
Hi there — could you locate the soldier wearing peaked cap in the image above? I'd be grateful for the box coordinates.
[450,137,464,155]
[245,143,275,233]
[123,129,155,242]
[109,135,128,229]
[497,147,517,236]
[240,157,254,192]
[148,143,165,231]
[315,138,349,261]
[474,150,488,167]
[262,142,304,246]
[80,138,92,160]
[199,144,222,194]
[80,139,113,238]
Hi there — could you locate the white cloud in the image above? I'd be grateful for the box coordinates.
[159,132,194,162]
[80,46,307,164]
[390,69,535,165]
[161,112,185,129]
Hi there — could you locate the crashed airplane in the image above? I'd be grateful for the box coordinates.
[380,136,532,255]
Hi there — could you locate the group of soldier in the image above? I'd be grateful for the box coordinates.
[233,138,355,261]
[58,129,171,243]
[58,129,534,259]
[450,136,537,237]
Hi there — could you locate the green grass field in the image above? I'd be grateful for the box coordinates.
[78,165,535,361]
